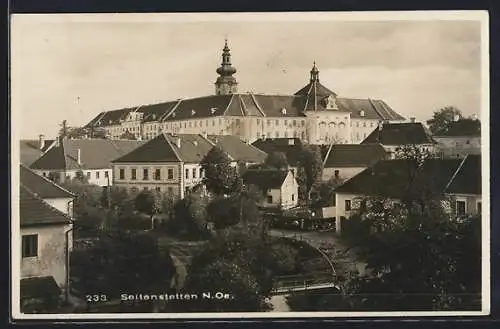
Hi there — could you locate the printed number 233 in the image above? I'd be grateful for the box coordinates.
[86,294,107,302]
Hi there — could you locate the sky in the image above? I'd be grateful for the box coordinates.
[11,12,486,139]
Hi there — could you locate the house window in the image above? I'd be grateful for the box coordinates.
[199,168,203,177]
[477,201,482,214]
[284,131,288,138]
[155,187,161,193]
[293,120,297,127]
[192,168,197,179]
[301,120,305,127]
[131,169,137,180]
[130,187,138,193]
[96,171,100,179]
[276,120,279,126]
[456,200,466,215]
[275,131,279,138]
[291,194,295,201]
[167,168,174,180]
[87,172,91,179]
[185,169,189,179]
[104,171,109,178]
[284,120,288,125]
[345,200,352,211]
[167,187,174,195]
[144,187,149,191]
[143,168,149,180]
[154,169,161,180]
[22,234,38,258]
[236,119,240,125]
[267,195,273,203]
[42,172,46,177]
[119,169,125,180]
[267,120,271,126]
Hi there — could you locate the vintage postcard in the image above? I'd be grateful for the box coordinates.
[10,11,490,320]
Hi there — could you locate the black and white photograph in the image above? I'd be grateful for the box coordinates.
[10,11,490,319]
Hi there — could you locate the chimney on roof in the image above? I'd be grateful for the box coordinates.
[77,148,82,165]
[38,134,45,149]
[175,137,181,149]
[410,117,416,123]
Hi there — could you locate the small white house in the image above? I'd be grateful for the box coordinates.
[243,169,299,210]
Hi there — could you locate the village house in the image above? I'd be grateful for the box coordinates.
[111,133,267,199]
[29,139,145,187]
[84,40,405,145]
[19,185,74,312]
[333,157,473,234]
[321,143,389,182]
[444,154,482,216]
[20,164,75,217]
[361,120,437,158]
[433,117,481,159]
[242,169,299,210]
[20,135,57,166]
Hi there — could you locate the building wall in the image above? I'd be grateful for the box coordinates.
[20,224,73,290]
[94,113,395,145]
[44,197,74,217]
[322,167,365,182]
[280,171,299,209]
[434,136,481,158]
[448,193,482,216]
[263,188,282,208]
[112,162,206,199]
[33,168,113,187]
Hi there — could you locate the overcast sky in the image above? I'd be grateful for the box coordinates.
[11,13,486,139]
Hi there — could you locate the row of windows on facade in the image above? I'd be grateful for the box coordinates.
[127,185,175,195]
[343,199,481,215]
[266,194,295,204]
[118,167,204,181]
[110,118,375,134]
[41,170,111,180]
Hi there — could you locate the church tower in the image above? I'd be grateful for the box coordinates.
[215,39,238,95]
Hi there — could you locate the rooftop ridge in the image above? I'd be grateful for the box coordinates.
[20,164,75,197]
[20,184,74,222]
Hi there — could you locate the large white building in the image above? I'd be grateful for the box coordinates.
[85,40,406,145]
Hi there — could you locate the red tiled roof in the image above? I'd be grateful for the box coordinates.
[20,165,74,199]
[362,122,436,146]
[445,154,481,195]
[206,135,267,163]
[30,139,146,170]
[20,186,72,227]
[112,133,213,163]
[323,144,388,168]
[335,158,463,197]
[243,169,291,189]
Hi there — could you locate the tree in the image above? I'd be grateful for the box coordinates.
[426,106,462,134]
[201,146,242,196]
[71,230,175,301]
[172,191,210,239]
[296,145,323,202]
[325,148,482,311]
[134,190,160,216]
[312,174,345,207]
[264,151,289,170]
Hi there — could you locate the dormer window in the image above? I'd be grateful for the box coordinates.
[108,120,112,124]
[152,114,156,120]
[324,95,338,110]
[171,112,176,118]
[281,108,287,115]
[210,108,217,115]
[191,109,196,116]
[360,110,366,117]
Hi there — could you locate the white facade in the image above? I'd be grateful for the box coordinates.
[21,223,73,290]
[112,162,205,199]
[261,171,298,210]
[33,168,113,187]
[434,136,481,158]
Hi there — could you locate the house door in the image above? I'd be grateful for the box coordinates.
[456,200,466,215]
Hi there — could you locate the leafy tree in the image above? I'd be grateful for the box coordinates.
[108,186,131,210]
[201,146,242,196]
[172,191,210,239]
[71,230,175,300]
[296,145,323,202]
[264,151,289,170]
[426,106,462,134]
[134,190,160,216]
[312,174,345,207]
[269,243,299,274]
